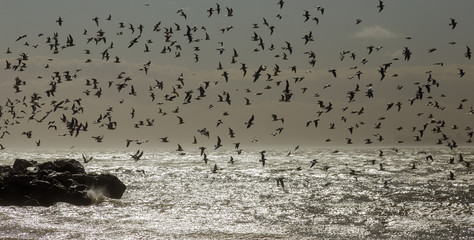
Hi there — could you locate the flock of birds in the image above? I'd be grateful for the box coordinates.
[1,1,472,181]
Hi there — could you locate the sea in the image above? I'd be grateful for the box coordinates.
[0,147,472,239]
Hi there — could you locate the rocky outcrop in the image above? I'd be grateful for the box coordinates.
[0,158,126,206]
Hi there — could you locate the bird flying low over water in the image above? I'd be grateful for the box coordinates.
[259,150,266,166]
[130,150,144,161]
[82,154,93,163]
[309,159,318,168]
[214,136,223,150]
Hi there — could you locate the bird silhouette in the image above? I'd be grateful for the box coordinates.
[130,150,144,161]
[259,151,266,166]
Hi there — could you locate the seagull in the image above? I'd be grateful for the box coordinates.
[199,146,206,156]
[449,18,457,29]
[458,68,465,77]
[271,114,284,123]
[214,136,223,150]
[329,69,337,78]
[303,10,311,22]
[56,16,63,26]
[316,6,324,15]
[402,47,412,61]
[377,0,385,12]
[82,154,93,163]
[92,16,99,26]
[245,114,255,128]
[130,150,144,161]
[92,135,104,142]
[277,0,284,9]
[259,151,266,166]
[309,159,318,168]
[225,7,234,16]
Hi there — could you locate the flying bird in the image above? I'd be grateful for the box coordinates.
[449,18,457,29]
[245,114,255,128]
[328,69,337,78]
[130,150,144,161]
[56,16,63,26]
[82,154,93,163]
[259,151,266,166]
[309,159,318,168]
[214,136,223,150]
[377,0,385,12]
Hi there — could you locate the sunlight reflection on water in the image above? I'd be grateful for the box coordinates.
[1,148,473,239]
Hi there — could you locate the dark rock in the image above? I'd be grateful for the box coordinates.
[0,158,126,206]
[37,161,55,172]
[30,179,52,190]
[93,174,127,199]
[0,165,12,176]
[69,173,97,186]
[12,159,37,173]
[53,159,86,174]
[37,159,85,174]
[68,190,92,206]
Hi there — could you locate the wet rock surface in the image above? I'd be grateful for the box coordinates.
[0,159,126,206]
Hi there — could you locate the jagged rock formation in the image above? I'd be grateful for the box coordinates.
[0,158,126,206]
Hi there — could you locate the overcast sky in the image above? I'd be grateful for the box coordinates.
[0,0,473,151]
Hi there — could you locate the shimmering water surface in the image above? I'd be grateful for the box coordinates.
[1,148,472,239]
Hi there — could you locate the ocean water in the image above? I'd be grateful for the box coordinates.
[0,147,472,239]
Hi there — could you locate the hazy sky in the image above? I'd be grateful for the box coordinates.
[0,0,473,151]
